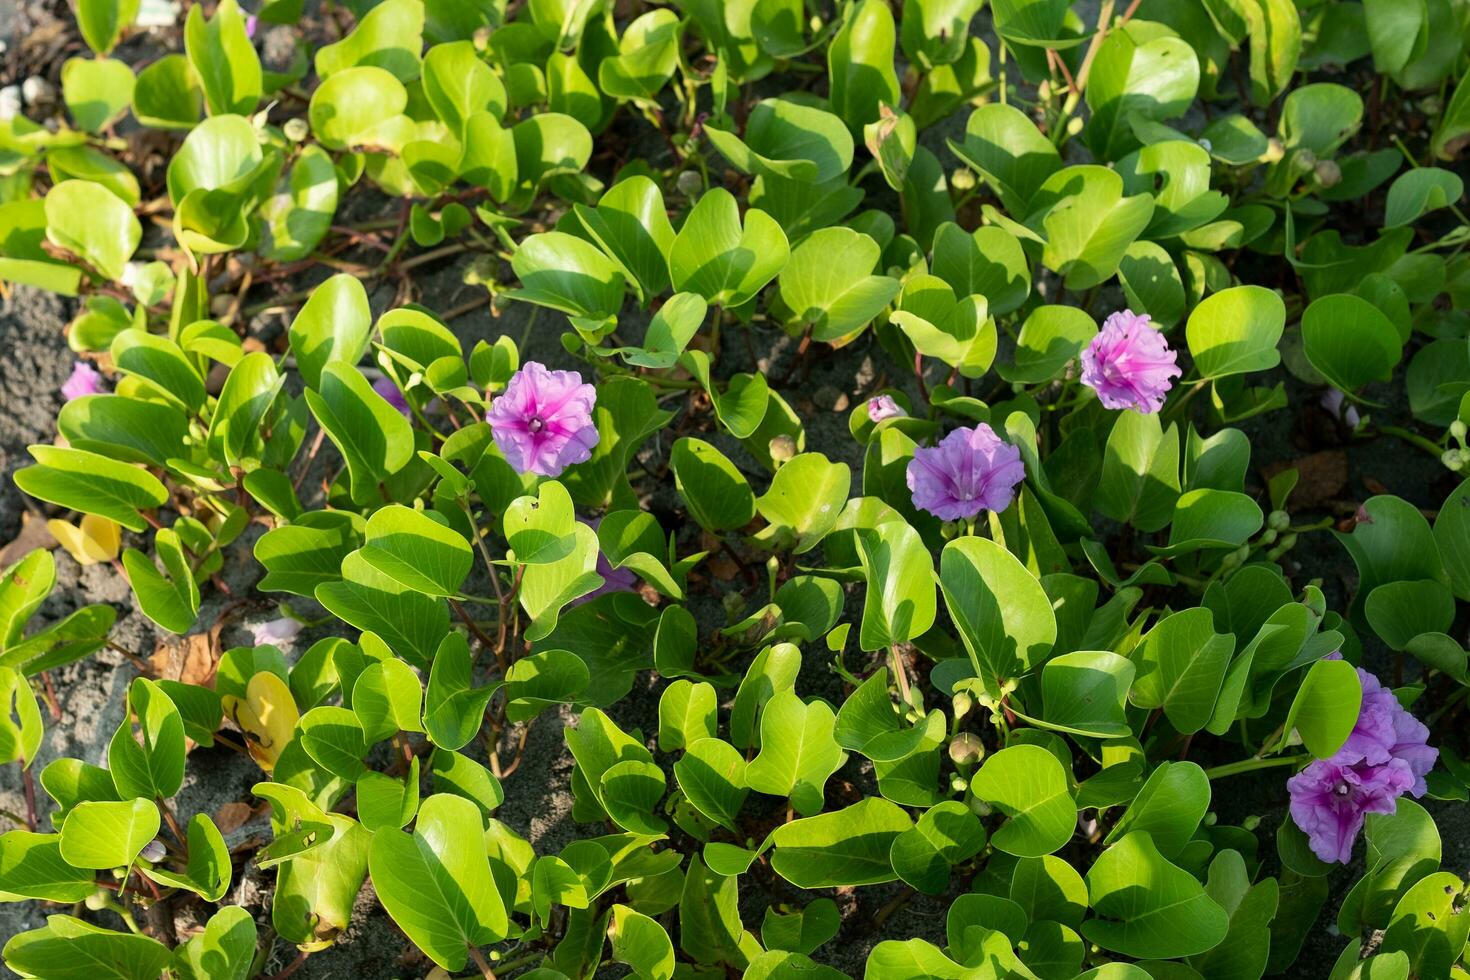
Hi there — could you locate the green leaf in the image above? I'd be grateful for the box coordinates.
[931,222,1032,317]
[1027,165,1155,290]
[356,504,472,598]
[890,800,986,894]
[298,705,368,780]
[369,794,508,971]
[827,0,901,132]
[570,176,676,302]
[1282,658,1363,759]
[970,744,1075,857]
[504,480,578,565]
[1103,761,1210,860]
[705,98,855,183]
[940,535,1056,693]
[0,832,96,902]
[309,67,410,151]
[44,180,140,281]
[1086,28,1199,161]
[1302,293,1403,397]
[755,453,851,554]
[610,904,675,980]
[108,678,185,801]
[207,351,285,469]
[948,103,1062,215]
[316,553,450,669]
[111,328,207,416]
[76,0,140,55]
[131,54,203,129]
[657,680,717,752]
[669,188,789,308]
[1384,167,1463,228]
[183,0,261,115]
[1096,410,1181,532]
[1186,284,1286,381]
[675,737,750,831]
[140,813,231,901]
[1243,0,1301,106]
[122,529,200,634]
[761,898,840,955]
[599,10,681,103]
[1030,650,1135,738]
[288,273,372,390]
[1131,607,1232,734]
[509,231,626,319]
[1154,488,1264,556]
[315,0,423,81]
[746,690,847,816]
[857,520,937,651]
[173,906,256,980]
[670,437,755,532]
[777,227,898,342]
[770,797,913,888]
[424,633,496,751]
[61,57,135,133]
[517,521,602,642]
[504,648,590,723]
[58,798,158,870]
[3,915,172,980]
[304,362,415,505]
[14,445,167,534]
[1083,831,1230,958]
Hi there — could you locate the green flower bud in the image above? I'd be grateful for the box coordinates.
[1450,420,1466,442]
[283,118,309,142]
[675,170,703,197]
[948,732,985,766]
[1268,510,1291,532]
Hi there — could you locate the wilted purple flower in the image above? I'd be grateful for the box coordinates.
[60,361,102,401]
[1080,310,1181,414]
[1287,756,1413,864]
[570,517,637,607]
[486,361,599,478]
[250,616,302,648]
[372,375,412,418]
[868,395,906,423]
[139,839,167,863]
[906,423,1026,522]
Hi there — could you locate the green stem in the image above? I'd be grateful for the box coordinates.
[1377,424,1445,460]
[1203,754,1307,781]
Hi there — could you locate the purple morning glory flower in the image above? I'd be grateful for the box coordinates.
[60,361,102,401]
[372,375,412,418]
[868,395,906,423]
[245,14,259,38]
[570,517,637,607]
[1323,655,1438,797]
[1080,310,1182,414]
[1287,756,1414,864]
[906,423,1026,522]
[486,361,599,478]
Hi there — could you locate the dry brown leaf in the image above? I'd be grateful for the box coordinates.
[213,801,255,835]
[150,632,218,685]
[1262,450,1348,510]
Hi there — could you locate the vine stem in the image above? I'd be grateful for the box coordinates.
[469,946,499,980]
[1202,754,1307,781]
[889,645,913,709]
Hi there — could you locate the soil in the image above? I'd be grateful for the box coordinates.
[3,2,1469,979]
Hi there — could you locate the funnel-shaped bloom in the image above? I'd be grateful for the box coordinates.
[1081,310,1181,414]
[487,361,599,478]
[60,362,102,401]
[1287,756,1413,864]
[906,423,1025,522]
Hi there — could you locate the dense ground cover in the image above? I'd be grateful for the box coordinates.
[1,0,1470,977]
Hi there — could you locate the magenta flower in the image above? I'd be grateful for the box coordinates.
[245,14,259,38]
[868,395,906,423]
[486,361,599,478]
[906,423,1026,522]
[60,361,102,401]
[1080,310,1181,414]
[1287,757,1413,864]
[570,517,637,607]
[372,375,412,418]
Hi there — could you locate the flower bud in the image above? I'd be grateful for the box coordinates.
[1443,449,1464,471]
[283,118,309,142]
[1451,420,1467,442]
[948,732,985,766]
[675,170,703,198]
[140,839,166,863]
[1261,528,1278,545]
[84,890,110,911]
[1262,138,1285,164]
[1268,510,1291,532]
[768,434,797,463]
[952,690,973,719]
[950,168,976,191]
[1313,159,1342,188]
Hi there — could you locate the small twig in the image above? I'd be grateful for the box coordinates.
[265,951,309,980]
[469,945,499,980]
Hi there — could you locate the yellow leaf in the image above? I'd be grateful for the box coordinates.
[46,514,121,565]
[226,671,299,772]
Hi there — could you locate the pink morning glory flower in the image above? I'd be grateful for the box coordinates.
[906,423,1026,522]
[1287,756,1414,864]
[60,361,102,401]
[245,14,258,38]
[486,361,599,478]
[249,616,302,647]
[372,375,412,418]
[1080,310,1181,414]
[868,395,906,423]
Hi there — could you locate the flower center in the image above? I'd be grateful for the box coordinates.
[528,416,545,433]
[1334,781,1350,796]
